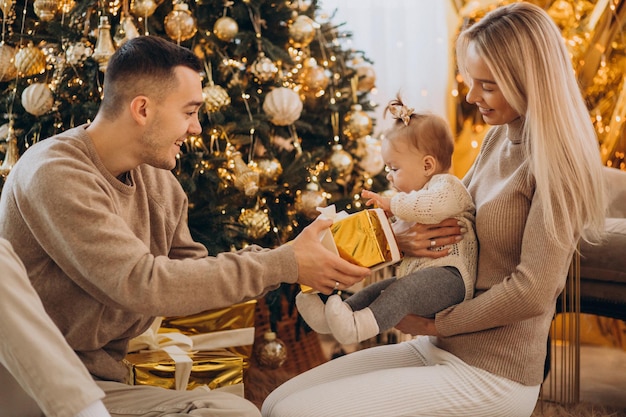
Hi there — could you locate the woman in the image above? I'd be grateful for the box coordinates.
[262,3,606,416]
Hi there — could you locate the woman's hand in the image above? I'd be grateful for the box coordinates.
[395,314,439,336]
[395,218,465,258]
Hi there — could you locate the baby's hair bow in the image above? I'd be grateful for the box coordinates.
[388,103,415,126]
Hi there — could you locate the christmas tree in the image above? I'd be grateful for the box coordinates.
[0,0,388,258]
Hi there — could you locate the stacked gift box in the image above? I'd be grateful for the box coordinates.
[124,300,256,396]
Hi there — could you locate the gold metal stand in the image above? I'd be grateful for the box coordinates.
[541,251,581,405]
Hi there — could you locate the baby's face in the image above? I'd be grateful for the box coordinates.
[382,138,432,193]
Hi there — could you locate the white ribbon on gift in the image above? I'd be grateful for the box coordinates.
[127,317,255,391]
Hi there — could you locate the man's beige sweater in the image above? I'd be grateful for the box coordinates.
[434,118,576,386]
[0,125,298,382]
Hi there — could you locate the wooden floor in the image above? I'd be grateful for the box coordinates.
[577,344,626,409]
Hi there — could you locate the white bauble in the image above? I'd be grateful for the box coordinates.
[262,87,303,126]
[21,83,54,116]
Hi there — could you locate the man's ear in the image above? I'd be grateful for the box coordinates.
[129,96,149,126]
[423,155,437,177]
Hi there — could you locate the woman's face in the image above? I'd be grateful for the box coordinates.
[464,42,519,125]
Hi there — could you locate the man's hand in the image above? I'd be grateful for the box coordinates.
[291,217,370,294]
[395,218,465,258]
[395,314,439,336]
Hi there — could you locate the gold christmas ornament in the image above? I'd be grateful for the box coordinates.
[252,157,283,186]
[249,52,278,83]
[328,143,353,179]
[0,124,19,178]
[92,16,116,72]
[356,64,376,92]
[203,83,231,113]
[262,87,303,126]
[343,104,372,140]
[33,0,58,21]
[130,0,158,17]
[0,0,13,17]
[256,331,287,369]
[0,43,17,82]
[114,15,140,47]
[58,0,76,14]
[14,43,46,77]
[21,83,54,116]
[231,152,260,196]
[213,16,238,42]
[239,207,271,240]
[164,3,197,43]
[295,181,327,219]
[299,58,329,94]
[289,14,316,49]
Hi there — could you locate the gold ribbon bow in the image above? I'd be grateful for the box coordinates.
[388,103,415,126]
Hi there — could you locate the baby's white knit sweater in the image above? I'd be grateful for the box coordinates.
[391,174,477,301]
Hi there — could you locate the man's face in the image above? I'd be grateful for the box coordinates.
[140,66,204,170]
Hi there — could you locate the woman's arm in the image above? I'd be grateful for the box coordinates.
[395,218,465,258]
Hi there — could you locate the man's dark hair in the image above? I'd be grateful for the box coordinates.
[99,36,203,118]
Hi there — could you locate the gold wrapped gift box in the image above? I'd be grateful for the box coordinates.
[326,208,401,269]
[301,207,402,293]
[160,300,256,369]
[124,348,243,391]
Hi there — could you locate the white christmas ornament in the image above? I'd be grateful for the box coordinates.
[262,87,303,126]
[21,83,54,116]
[358,135,385,176]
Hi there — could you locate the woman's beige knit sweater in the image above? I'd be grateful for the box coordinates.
[0,125,299,383]
[434,118,576,386]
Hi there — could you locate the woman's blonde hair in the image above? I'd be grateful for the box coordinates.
[456,2,606,247]
[384,96,454,172]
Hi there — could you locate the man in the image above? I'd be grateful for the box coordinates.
[0,36,369,416]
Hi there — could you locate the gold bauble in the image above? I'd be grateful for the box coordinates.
[343,104,372,140]
[239,207,271,240]
[0,0,14,17]
[249,52,278,83]
[253,157,283,186]
[213,16,238,42]
[295,182,327,219]
[289,14,316,48]
[328,143,353,179]
[0,43,17,82]
[14,43,46,77]
[130,0,158,17]
[299,58,329,94]
[263,87,303,126]
[164,3,197,42]
[203,83,231,113]
[356,64,376,92]
[21,82,54,116]
[256,331,287,369]
[33,0,58,21]
[58,0,76,14]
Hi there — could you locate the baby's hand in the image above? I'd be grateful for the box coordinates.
[361,190,391,213]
